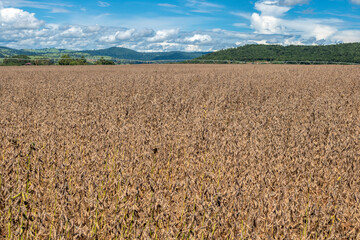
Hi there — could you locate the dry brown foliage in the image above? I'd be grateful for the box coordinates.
[0,65,360,239]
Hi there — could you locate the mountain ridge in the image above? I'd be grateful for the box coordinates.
[0,46,208,61]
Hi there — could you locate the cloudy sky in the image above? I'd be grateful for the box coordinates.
[0,0,360,51]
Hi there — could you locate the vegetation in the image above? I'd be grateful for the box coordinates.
[95,57,115,65]
[81,47,207,61]
[1,55,53,66]
[1,65,359,239]
[0,47,34,57]
[2,43,360,65]
[2,55,31,66]
[195,43,360,63]
[58,54,88,65]
[0,46,207,63]
[31,58,54,65]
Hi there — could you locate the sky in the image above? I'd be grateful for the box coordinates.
[0,0,360,51]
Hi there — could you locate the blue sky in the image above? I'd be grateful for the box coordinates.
[0,0,360,51]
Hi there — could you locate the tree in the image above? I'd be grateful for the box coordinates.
[3,55,31,66]
[59,55,88,65]
[58,54,72,65]
[32,58,53,65]
[95,57,115,65]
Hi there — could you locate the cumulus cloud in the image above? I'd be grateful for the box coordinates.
[250,1,290,34]
[147,29,179,42]
[0,7,44,29]
[254,1,290,17]
[185,34,212,43]
[104,29,136,42]
[251,14,284,34]
[100,28,154,42]
[250,0,339,41]
[61,26,86,38]
[85,25,102,33]
[284,19,338,40]
[185,44,202,51]
[331,30,360,43]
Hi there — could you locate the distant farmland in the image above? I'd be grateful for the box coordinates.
[1,65,359,239]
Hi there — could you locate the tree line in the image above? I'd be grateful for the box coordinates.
[1,54,115,66]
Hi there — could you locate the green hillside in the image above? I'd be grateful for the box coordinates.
[195,43,360,64]
[0,47,34,57]
[80,47,206,61]
[80,47,142,59]
[151,51,206,60]
[0,46,207,62]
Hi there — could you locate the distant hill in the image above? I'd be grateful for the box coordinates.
[80,47,142,60]
[0,47,34,56]
[194,43,360,64]
[0,46,207,62]
[80,47,207,61]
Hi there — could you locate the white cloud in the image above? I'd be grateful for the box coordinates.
[158,3,178,8]
[254,1,290,17]
[250,0,338,41]
[45,23,60,30]
[185,0,224,13]
[147,29,179,42]
[97,1,110,7]
[0,7,44,29]
[251,14,284,34]
[331,30,360,43]
[185,34,212,43]
[187,0,224,8]
[0,0,73,11]
[230,11,252,20]
[283,19,337,40]
[51,8,69,13]
[279,0,309,6]
[61,26,85,38]
[85,25,101,32]
[185,44,201,51]
[115,29,137,40]
[233,23,250,28]
[146,41,181,51]
[100,28,154,43]
[350,0,360,4]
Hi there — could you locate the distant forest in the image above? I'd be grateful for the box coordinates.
[194,43,360,64]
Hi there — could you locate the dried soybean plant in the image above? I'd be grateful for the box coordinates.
[0,64,360,239]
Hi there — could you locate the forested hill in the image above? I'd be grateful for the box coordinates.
[195,43,360,63]
[0,46,207,61]
[80,47,207,61]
